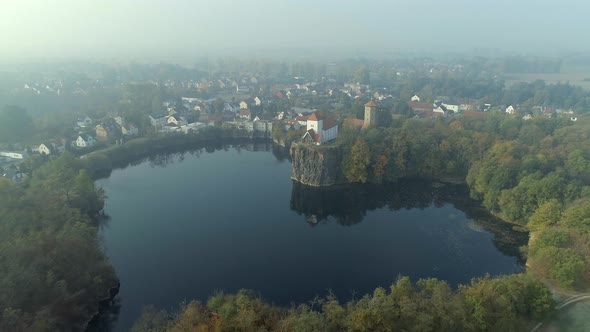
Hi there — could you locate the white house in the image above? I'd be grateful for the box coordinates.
[433,106,447,114]
[411,95,421,102]
[149,113,168,127]
[0,151,26,159]
[167,115,188,127]
[301,112,338,145]
[75,135,96,148]
[37,141,65,155]
[571,117,578,122]
[239,101,248,110]
[236,85,250,93]
[505,105,515,114]
[254,96,262,106]
[522,114,533,121]
[275,111,286,120]
[442,103,460,113]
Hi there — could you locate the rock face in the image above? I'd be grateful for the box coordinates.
[290,142,343,187]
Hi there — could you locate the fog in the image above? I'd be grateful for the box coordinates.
[1,0,588,61]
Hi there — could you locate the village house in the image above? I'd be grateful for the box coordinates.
[239,101,248,110]
[407,101,433,113]
[37,140,65,156]
[254,96,262,106]
[301,112,339,145]
[411,95,421,102]
[239,108,251,120]
[442,103,460,113]
[75,134,96,148]
[121,124,139,136]
[505,105,515,114]
[96,120,122,140]
[167,115,188,127]
[149,113,169,127]
[0,151,27,160]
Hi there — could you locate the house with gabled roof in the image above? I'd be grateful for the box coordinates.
[37,140,65,156]
[75,134,96,148]
[301,112,338,145]
[96,119,122,140]
[239,108,251,120]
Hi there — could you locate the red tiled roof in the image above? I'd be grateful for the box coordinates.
[415,111,442,118]
[345,118,365,128]
[308,112,320,121]
[462,111,489,118]
[407,101,433,112]
[240,108,251,116]
[296,115,308,121]
[365,101,377,107]
[323,117,338,130]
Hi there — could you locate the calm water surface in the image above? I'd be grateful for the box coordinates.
[95,143,526,331]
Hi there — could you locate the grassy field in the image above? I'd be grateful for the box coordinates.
[504,65,590,90]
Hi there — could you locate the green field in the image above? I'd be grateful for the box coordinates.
[504,65,590,90]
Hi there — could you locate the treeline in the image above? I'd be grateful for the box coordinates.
[338,114,590,288]
[132,274,553,332]
[0,153,118,331]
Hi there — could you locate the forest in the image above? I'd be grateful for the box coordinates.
[337,114,590,289]
[131,274,553,332]
[0,153,118,331]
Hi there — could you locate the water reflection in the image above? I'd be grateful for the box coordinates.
[290,179,527,262]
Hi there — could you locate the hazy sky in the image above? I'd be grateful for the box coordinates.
[1,0,588,61]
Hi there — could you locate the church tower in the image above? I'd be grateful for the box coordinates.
[363,101,377,129]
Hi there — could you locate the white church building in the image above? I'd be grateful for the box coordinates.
[301,112,338,145]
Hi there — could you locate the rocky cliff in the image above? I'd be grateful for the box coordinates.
[290,142,343,187]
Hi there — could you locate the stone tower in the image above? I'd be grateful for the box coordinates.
[363,101,378,128]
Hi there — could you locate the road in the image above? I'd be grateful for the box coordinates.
[530,293,590,332]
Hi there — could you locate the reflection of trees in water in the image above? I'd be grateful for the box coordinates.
[290,179,527,263]
[85,297,121,332]
[271,145,291,163]
[115,141,274,169]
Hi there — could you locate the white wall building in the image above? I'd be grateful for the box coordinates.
[302,112,338,145]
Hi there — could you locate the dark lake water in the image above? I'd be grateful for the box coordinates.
[94,142,526,331]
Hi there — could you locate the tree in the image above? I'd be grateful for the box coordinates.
[344,138,371,183]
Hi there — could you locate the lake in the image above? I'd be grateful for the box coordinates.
[94,142,526,331]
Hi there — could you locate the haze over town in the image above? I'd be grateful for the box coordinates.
[1,0,589,62]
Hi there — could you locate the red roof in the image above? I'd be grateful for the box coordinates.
[240,108,251,116]
[407,101,433,112]
[345,118,365,128]
[296,115,308,121]
[323,117,338,130]
[415,111,442,118]
[462,111,488,118]
[365,101,377,107]
[308,112,320,121]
